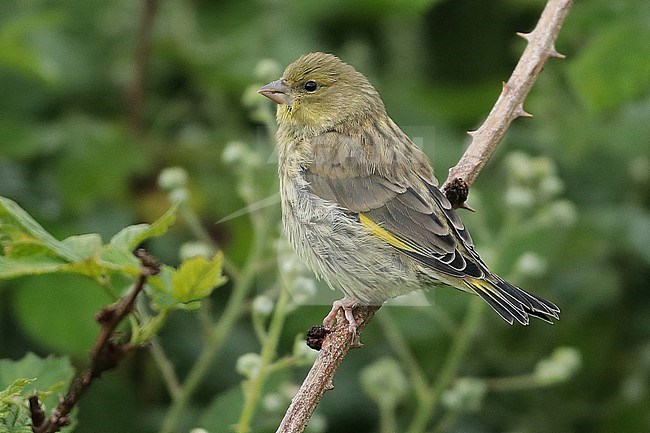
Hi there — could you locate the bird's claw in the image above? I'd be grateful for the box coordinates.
[323,298,359,336]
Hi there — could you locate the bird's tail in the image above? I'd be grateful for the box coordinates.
[465,278,560,325]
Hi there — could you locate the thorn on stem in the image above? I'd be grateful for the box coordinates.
[55,416,70,428]
[515,105,534,118]
[516,31,531,42]
[459,202,476,212]
[549,46,566,59]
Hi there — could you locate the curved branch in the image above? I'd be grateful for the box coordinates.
[30,250,160,433]
[443,0,573,203]
[276,1,573,431]
[276,306,379,433]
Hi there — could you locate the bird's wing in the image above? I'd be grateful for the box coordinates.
[305,130,486,280]
[305,130,560,324]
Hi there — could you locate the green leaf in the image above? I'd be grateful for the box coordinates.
[0,255,68,279]
[0,378,35,399]
[2,240,54,259]
[0,197,80,262]
[130,311,170,346]
[0,199,178,281]
[146,265,176,311]
[0,353,75,432]
[60,233,103,260]
[0,378,35,432]
[568,16,650,112]
[0,246,139,281]
[0,354,74,403]
[96,245,141,275]
[148,266,208,311]
[12,274,109,356]
[109,202,179,250]
[171,253,226,304]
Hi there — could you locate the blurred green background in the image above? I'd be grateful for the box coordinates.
[1,0,649,432]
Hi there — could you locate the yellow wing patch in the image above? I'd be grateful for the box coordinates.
[466,278,497,294]
[465,278,501,298]
[359,213,417,252]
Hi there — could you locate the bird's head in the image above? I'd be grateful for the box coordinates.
[258,52,384,135]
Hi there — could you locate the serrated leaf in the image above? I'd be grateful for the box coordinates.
[0,379,35,400]
[146,266,203,311]
[0,197,80,262]
[109,203,178,250]
[0,378,36,428]
[0,353,74,431]
[130,311,169,346]
[171,253,226,304]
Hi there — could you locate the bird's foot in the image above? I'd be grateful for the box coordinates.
[323,298,359,335]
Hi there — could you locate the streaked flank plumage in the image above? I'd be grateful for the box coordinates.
[259,52,560,331]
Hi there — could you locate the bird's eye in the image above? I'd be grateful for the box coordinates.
[304,80,319,92]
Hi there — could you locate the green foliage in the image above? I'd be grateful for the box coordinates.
[568,12,650,112]
[146,253,226,315]
[13,274,109,355]
[109,204,178,251]
[171,254,227,304]
[0,196,152,279]
[0,198,180,282]
[0,197,226,429]
[0,379,35,433]
[0,353,75,432]
[0,197,227,346]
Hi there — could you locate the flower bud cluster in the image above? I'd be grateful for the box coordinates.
[158,166,190,204]
[277,238,318,309]
[360,357,408,409]
[534,346,581,385]
[505,151,578,228]
[244,59,282,125]
[222,141,266,203]
[506,152,562,207]
[441,377,487,411]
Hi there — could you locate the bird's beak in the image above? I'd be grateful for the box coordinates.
[258,78,293,105]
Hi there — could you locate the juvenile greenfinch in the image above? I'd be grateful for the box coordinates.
[259,52,559,331]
